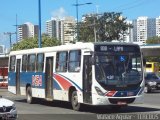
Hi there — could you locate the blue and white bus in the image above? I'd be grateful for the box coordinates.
[8,42,145,111]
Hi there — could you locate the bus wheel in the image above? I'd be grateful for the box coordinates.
[71,91,81,111]
[26,86,33,104]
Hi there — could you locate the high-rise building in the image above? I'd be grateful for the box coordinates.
[132,17,157,44]
[123,20,133,43]
[63,17,76,44]
[18,22,38,41]
[46,17,76,44]
[137,17,148,43]
[147,18,156,38]
[46,18,64,43]
[156,16,160,37]
[132,20,137,42]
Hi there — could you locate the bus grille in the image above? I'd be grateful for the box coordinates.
[108,98,135,104]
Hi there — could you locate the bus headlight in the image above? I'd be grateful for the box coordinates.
[95,87,104,96]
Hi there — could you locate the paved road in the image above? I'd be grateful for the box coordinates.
[1,88,160,120]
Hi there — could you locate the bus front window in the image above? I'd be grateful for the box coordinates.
[95,53,143,90]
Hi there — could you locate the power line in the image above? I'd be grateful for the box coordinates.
[119,0,152,11]
[113,0,140,10]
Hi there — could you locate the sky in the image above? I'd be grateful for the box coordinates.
[0,0,160,48]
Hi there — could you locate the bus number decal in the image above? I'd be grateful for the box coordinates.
[114,46,123,52]
[32,75,42,86]
[100,46,108,51]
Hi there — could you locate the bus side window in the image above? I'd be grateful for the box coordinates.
[56,51,68,72]
[37,53,44,72]
[27,54,36,72]
[22,55,27,72]
[68,50,81,72]
[9,56,16,72]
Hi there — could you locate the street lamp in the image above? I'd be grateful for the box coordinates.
[73,0,92,42]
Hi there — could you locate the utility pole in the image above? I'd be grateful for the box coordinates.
[13,14,20,43]
[38,0,42,48]
[4,32,16,49]
[73,0,92,42]
[94,17,97,42]
[93,13,102,42]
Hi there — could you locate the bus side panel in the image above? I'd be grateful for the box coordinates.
[8,72,16,94]
[20,72,46,98]
[52,73,71,101]
[53,73,83,102]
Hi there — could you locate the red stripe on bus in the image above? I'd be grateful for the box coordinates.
[54,74,72,90]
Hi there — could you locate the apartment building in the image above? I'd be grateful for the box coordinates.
[18,22,38,41]
[156,16,160,37]
[46,17,76,44]
[46,18,64,43]
[132,17,157,44]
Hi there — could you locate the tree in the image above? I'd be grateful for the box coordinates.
[99,12,132,41]
[145,36,160,62]
[78,12,132,42]
[12,34,61,51]
[146,36,160,44]
[78,15,97,42]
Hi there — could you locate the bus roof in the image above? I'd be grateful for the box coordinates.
[9,42,94,55]
[9,42,139,55]
[94,42,139,46]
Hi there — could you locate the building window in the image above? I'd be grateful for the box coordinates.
[68,50,81,72]
[36,53,44,72]
[9,56,16,72]
[56,51,68,72]
[22,55,27,72]
[27,54,36,72]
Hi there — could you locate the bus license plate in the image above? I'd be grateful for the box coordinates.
[117,101,127,105]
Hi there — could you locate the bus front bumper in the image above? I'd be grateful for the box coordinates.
[92,94,144,105]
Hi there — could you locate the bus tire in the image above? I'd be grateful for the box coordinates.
[71,91,81,111]
[26,86,34,104]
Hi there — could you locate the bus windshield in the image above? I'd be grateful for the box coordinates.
[95,53,142,90]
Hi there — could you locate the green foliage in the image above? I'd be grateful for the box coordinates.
[78,15,97,42]
[78,12,132,42]
[145,36,160,62]
[12,34,61,51]
[145,56,160,63]
[146,36,160,44]
[99,12,132,41]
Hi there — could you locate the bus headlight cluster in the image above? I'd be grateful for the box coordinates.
[95,87,104,96]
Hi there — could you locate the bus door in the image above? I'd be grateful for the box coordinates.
[45,57,53,99]
[83,55,92,103]
[16,59,21,94]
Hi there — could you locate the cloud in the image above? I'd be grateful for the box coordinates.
[51,7,68,19]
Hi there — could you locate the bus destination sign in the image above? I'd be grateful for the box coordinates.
[95,45,139,52]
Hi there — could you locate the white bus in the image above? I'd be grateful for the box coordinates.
[8,42,145,111]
